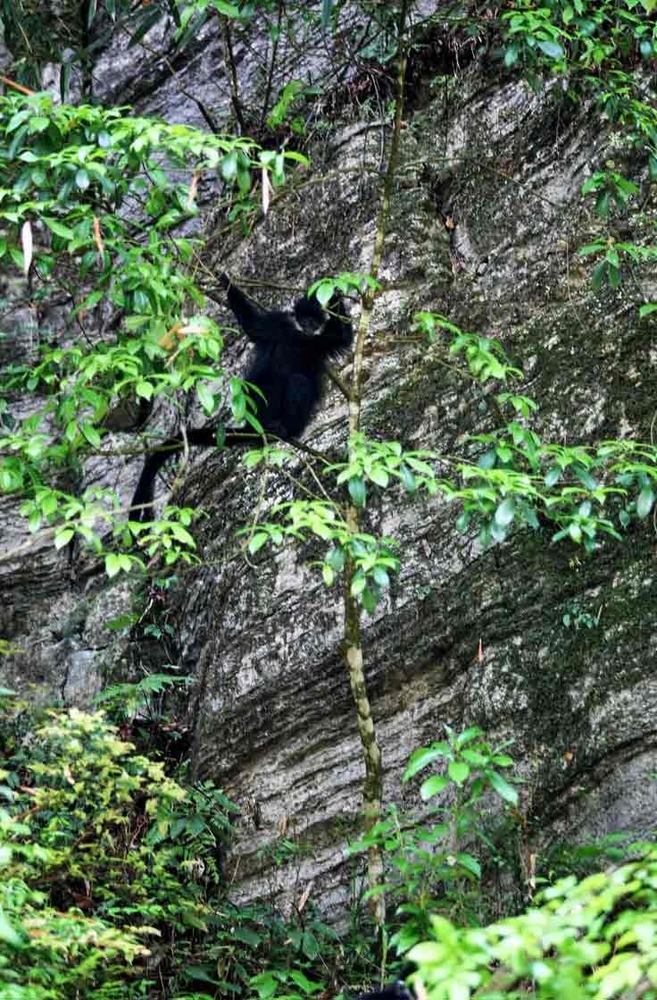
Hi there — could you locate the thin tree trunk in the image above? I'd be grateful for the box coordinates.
[341,0,409,929]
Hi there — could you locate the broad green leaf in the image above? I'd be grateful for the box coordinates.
[488,769,519,805]
[348,476,367,507]
[136,381,154,400]
[0,909,21,946]
[537,39,564,59]
[54,527,75,549]
[448,760,470,784]
[314,283,334,307]
[81,423,101,448]
[456,852,481,878]
[326,546,345,572]
[636,485,654,518]
[494,497,515,527]
[197,382,215,413]
[418,774,449,801]
[213,0,240,14]
[369,466,390,488]
[105,552,123,577]
[360,586,378,613]
[247,532,269,555]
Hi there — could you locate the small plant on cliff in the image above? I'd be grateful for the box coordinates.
[499,0,657,305]
[351,727,519,953]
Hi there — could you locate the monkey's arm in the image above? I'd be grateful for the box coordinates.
[223,279,287,345]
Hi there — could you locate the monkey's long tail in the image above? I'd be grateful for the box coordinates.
[128,427,259,522]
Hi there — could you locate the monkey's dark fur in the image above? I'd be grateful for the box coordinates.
[129,275,352,520]
[354,982,414,1000]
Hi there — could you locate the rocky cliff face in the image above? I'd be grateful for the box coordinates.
[1,6,656,923]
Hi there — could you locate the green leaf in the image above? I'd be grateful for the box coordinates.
[494,497,515,527]
[221,151,238,180]
[326,546,345,572]
[360,585,378,613]
[537,39,564,59]
[0,909,21,946]
[478,449,497,470]
[105,552,123,577]
[418,774,449,801]
[135,381,154,400]
[54,527,75,549]
[636,485,654,518]
[399,464,416,492]
[402,745,442,780]
[81,423,101,448]
[348,476,367,507]
[639,303,657,318]
[488,769,519,805]
[27,115,50,134]
[314,283,334,307]
[456,852,482,878]
[213,0,240,14]
[169,524,195,547]
[448,760,470,784]
[369,466,390,488]
[197,382,215,413]
[247,532,269,554]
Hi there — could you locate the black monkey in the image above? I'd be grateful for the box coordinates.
[129,275,352,520]
[354,982,414,1000]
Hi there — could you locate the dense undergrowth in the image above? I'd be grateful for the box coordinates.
[1,698,655,1000]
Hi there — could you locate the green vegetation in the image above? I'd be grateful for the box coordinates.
[2,700,655,999]
[409,845,657,1000]
[352,727,519,949]
[0,698,237,997]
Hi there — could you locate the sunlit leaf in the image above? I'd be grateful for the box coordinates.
[448,761,470,784]
[488,770,519,805]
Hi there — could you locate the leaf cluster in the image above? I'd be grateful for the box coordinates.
[351,727,519,953]
[0,703,238,998]
[409,842,657,1000]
